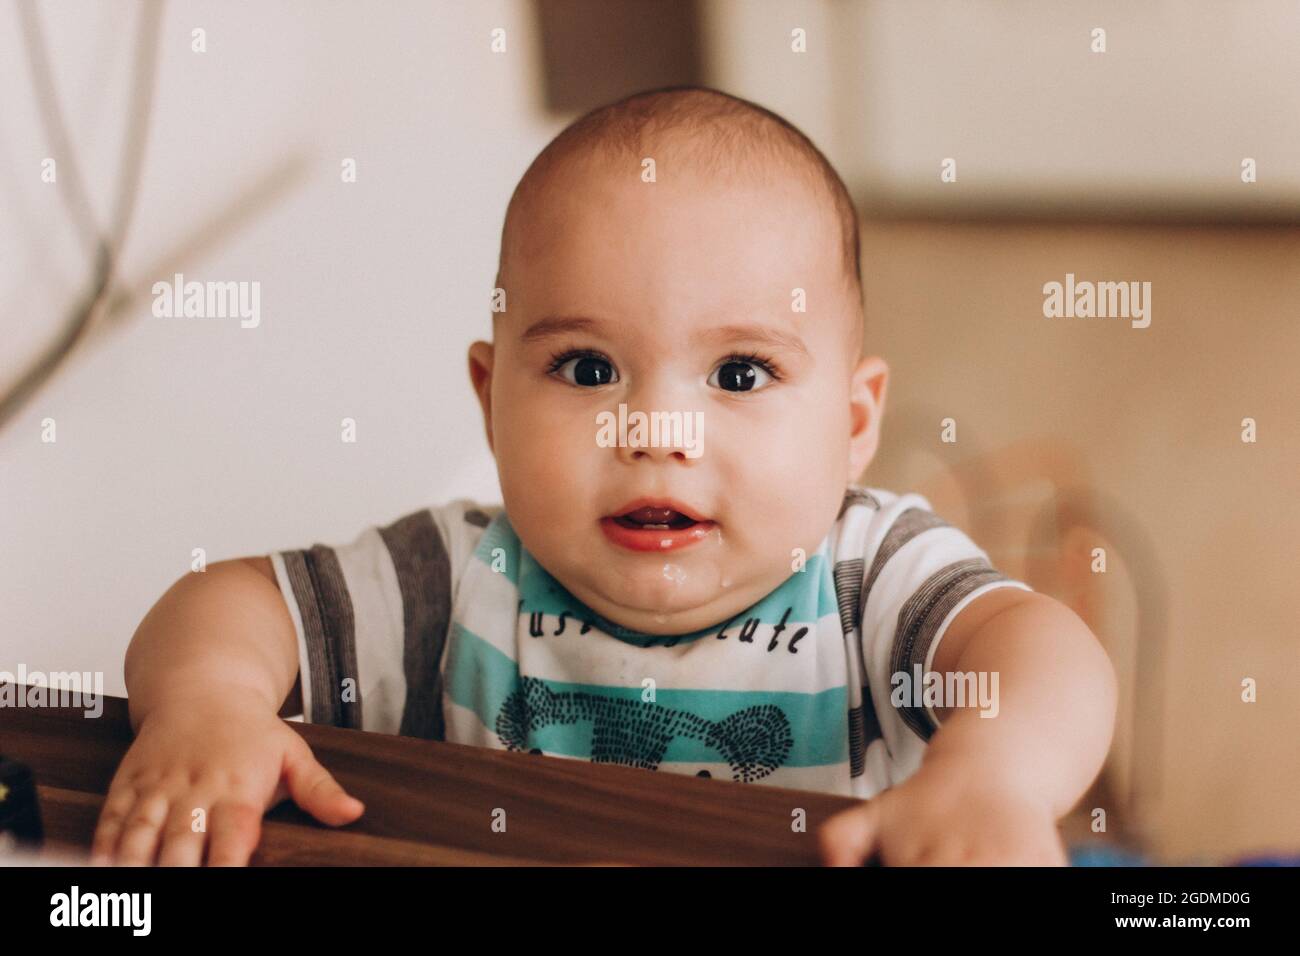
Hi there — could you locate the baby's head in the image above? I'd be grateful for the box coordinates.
[469,86,888,635]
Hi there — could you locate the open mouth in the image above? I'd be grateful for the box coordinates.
[612,506,701,531]
[600,500,716,552]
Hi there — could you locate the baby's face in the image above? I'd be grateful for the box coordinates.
[471,158,883,635]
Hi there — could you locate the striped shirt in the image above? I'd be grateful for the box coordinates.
[269,485,1029,798]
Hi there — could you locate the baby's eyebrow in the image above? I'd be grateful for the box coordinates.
[519,315,602,343]
[520,315,809,358]
[697,323,810,358]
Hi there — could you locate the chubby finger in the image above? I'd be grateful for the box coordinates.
[283,746,364,826]
[156,799,210,867]
[90,785,138,865]
[818,798,882,866]
[114,791,172,866]
[207,799,264,866]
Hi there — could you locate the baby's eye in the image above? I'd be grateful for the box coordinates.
[708,357,775,393]
[550,352,619,387]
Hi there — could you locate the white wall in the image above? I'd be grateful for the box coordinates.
[1,1,559,693]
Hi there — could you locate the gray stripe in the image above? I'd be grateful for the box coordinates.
[838,487,881,520]
[891,558,1007,741]
[862,507,948,613]
[831,552,884,777]
[832,558,865,636]
[846,699,883,778]
[280,545,361,729]
[379,510,453,740]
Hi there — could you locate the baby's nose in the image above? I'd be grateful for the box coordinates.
[618,443,693,465]
[598,403,706,465]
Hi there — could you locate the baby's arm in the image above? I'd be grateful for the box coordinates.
[923,588,1118,819]
[92,558,364,866]
[820,588,1117,865]
[123,558,299,731]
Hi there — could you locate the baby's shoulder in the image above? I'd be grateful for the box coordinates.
[838,484,936,520]
[830,484,949,560]
[425,497,505,556]
[356,498,505,586]
[428,497,503,530]
[404,498,506,601]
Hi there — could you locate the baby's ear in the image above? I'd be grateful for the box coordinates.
[847,356,888,478]
[467,341,496,454]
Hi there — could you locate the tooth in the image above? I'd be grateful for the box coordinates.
[643,523,670,530]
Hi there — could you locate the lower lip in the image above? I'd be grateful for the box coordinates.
[599,517,717,552]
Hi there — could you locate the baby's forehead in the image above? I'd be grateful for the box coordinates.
[538,144,835,220]
[510,153,843,282]
[498,106,863,358]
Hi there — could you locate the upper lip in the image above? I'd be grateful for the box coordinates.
[606,497,711,523]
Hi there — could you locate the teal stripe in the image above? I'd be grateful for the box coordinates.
[513,550,837,648]
[444,623,849,767]
[443,622,519,734]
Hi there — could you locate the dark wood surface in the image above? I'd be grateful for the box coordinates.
[2,689,863,865]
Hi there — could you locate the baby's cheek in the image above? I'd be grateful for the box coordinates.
[767,420,850,552]
[771,405,844,479]
[503,423,607,533]
[795,404,853,478]
[499,407,584,473]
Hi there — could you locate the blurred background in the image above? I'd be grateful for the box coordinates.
[1,0,1297,864]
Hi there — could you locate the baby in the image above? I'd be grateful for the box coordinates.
[92,86,1116,867]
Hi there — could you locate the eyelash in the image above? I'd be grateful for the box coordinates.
[545,347,784,383]
[546,347,607,375]
[721,350,784,382]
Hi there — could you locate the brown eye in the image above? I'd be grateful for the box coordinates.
[708,359,773,392]
[553,354,618,387]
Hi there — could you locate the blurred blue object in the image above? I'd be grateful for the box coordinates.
[1069,844,1149,866]
[1231,853,1300,866]
[1069,844,1300,866]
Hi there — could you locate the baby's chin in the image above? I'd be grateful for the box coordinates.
[557,561,781,637]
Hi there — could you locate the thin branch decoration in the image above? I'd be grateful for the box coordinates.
[0,0,164,430]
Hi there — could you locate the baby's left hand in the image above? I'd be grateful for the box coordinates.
[817,761,1068,866]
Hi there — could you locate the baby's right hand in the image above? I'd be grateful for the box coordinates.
[90,690,365,866]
